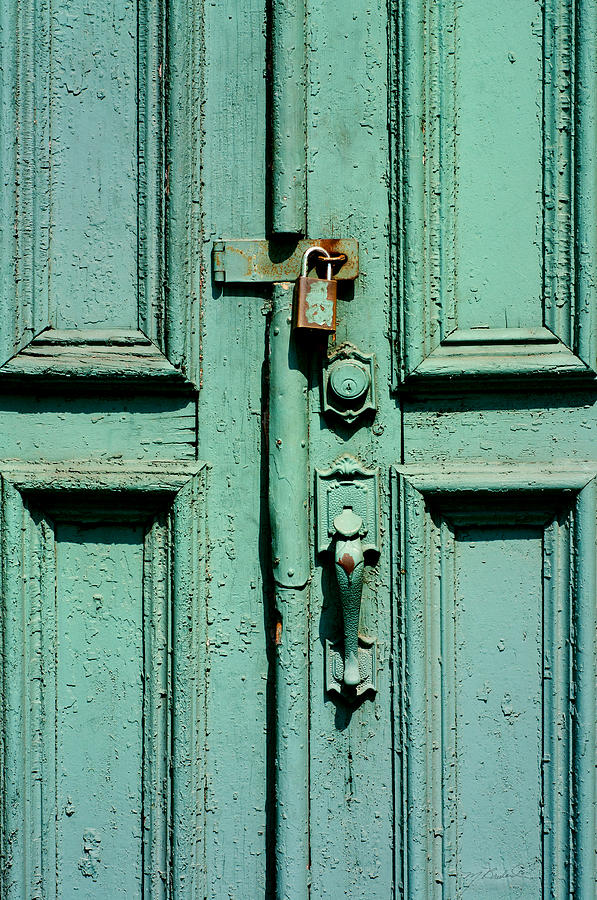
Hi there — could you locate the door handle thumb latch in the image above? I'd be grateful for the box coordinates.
[315,455,380,700]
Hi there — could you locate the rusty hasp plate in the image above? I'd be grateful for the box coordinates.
[212,239,359,283]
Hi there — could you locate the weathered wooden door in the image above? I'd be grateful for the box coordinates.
[1,1,595,898]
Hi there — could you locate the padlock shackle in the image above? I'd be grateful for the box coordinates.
[301,246,333,280]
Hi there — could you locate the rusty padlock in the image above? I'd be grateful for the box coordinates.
[293,246,337,334]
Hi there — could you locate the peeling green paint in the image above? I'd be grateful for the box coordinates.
[0,0,595,897]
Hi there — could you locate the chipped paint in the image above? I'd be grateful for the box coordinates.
[0,0,595,896]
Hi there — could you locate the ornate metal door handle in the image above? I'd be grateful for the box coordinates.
[333,508,365,687]
[315,455,380,699]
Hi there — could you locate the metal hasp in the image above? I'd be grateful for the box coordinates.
[323,343,376,424]
[315,455,380,699]
[212,239,359,283]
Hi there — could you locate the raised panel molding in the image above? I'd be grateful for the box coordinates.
[392,465,597,898]
[0,330,188,384]
[0,2,201,386]
[391,0,597,386]
[0,463,207,898]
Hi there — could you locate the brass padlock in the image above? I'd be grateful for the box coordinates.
[293,246,337,333]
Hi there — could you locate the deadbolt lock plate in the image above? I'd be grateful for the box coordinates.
[322,344,376,424]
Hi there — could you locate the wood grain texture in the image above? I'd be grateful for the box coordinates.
[0,0,595,895]
[0,394,196,463]
[0,467,207,898]
[403,390,597,465]
[306,1,395,896]
[0,0,202,385]
[197,0,271,895]
[0,330,188,383]
[271,0,307,233]
[392,0,597,385]
[394,468,596,898]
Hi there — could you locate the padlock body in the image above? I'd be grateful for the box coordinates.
[293,276,337,333]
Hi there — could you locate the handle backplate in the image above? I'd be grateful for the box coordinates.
[315,456,380,699]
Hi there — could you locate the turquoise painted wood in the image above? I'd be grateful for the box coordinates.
[0,1,595,899]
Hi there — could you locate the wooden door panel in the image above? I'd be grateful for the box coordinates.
[0,1,199,385]
[56,521,145,892]
[0,393,196,463]
[403,389,597,464]
[1,466,206,898]
[0,0,593,894]
[395,468,596,897]
[392,0,597,384]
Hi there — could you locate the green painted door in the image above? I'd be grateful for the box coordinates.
[0,2,595,899]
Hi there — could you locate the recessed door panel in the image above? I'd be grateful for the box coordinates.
[396,471,596,898]
[0,0,199,384]
[393,0,597,382]
[56,523,145,892]
[452,525,542,896]
[0,470,206,898]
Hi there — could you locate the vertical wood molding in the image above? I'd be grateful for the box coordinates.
[170,473,207,898]
[0,478,57,898]
[393,467,596,897]
[572,476,597,893]
[392,0,596,384]
[165,0,203,387]
[575,0,597,368]
[542,513,573,894]
[138,0,167,349]
[0,466,207,899]
[142,513,172,896]
[0,0,51,365]
[543,0,574,347]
